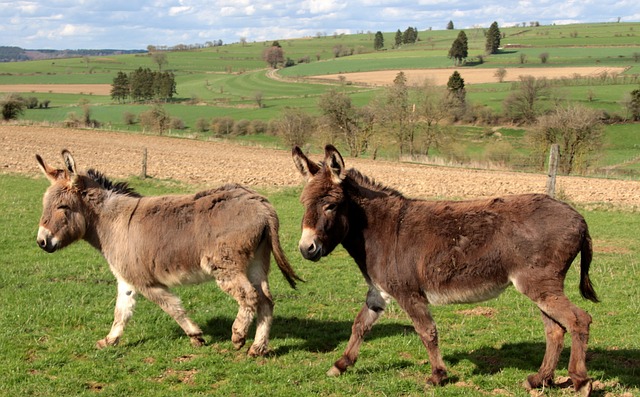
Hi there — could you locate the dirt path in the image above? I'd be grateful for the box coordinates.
[1,125,639,209]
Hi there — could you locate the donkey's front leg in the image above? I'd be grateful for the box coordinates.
[140,285,205,347]
[96,278,137,349]
[328,287,387,376]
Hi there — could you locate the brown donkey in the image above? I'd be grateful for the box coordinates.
[36,149,301,356]
[293,145,598,396]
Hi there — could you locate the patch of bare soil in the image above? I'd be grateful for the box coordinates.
[1,125,639,209]
[313,67,627,86]
[0,84,112,95]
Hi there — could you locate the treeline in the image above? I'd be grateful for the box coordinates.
[0,46,145,62]
[111,68,177,103]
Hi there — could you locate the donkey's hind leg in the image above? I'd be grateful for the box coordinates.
[246,242,274,357]
[139,285,205,347]
[97,277,138,349]
[515,276,593,396]
[215,270,259,352]
[536,295,592,396]
[525,311,566,389]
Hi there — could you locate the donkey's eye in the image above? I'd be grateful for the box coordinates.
[323,203,337,213]
[57,205,70,211]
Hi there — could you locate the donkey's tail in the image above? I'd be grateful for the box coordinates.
[579,228,599,303]
[267,213,304,289]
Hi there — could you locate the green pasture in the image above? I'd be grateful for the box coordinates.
[0,172,638,396]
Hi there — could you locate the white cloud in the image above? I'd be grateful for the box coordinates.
[168,6,192,16]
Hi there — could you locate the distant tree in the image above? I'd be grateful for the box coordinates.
[240,37,247,47]
[448,31,468,66]
[25,97,39,109]
[374,31,384,50]
[402,27,418,44]
[111,71,129,103]
[446,70,466,116]
[262,45,284,68]
[0,93,26,121]
[139,104,171,134]
[494,67,507,83]
[529,104,604,174]
[129,67,155,101]
[394,30,403,47]
[485,21,501,54]
[503,75,549,123]
[446,20,454,30]
[271,41,281,48]
[276,107,316,147]
[153,71,177,101]
[151,52,168,71]
[539,52,550,64]
[626,89,640,121]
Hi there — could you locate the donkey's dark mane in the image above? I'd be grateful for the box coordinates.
[87,169,142,198]
[346,168,405,198]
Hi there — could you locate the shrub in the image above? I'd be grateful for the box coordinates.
[195,117,209,132]
[234,119,251,136]
[123,112,137,125]
[139,105,171,134]
[1,93,26,121]
[170,117,185,130]
[250,119,268,135]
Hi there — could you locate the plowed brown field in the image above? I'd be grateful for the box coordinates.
[2,125,639,209]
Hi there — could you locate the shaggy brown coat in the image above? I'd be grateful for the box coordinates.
[293,145,597,396]
[36,150,301,356]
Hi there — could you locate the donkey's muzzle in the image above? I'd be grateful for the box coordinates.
[37,228,57,253]
[299,242,322,262]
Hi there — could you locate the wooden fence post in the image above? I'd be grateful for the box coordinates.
[141,148,148,179]
[546,144,559,197]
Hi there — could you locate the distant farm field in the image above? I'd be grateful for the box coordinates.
[313,66,629,86]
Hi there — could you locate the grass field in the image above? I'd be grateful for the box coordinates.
[0,173,638,396]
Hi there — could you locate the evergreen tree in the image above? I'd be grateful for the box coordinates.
[447,31,468,66]
[110,71,129,103]
[402,27,418,44]
[485,21,501,54]
[374,31,384,50]
[446,20,454,30]
[394,30,402,47]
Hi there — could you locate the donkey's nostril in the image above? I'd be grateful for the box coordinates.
[37,238,46,248]
[307,242,316,253]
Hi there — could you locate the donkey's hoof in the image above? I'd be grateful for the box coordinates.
[426,369,448,386]
[232,337,246,350]
[326,366,342,377]
[95,338,116,349]
[576,379,592,397]
[189,335,205,347]
[248,344,270,357]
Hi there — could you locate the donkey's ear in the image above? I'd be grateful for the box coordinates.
[61,149,80,186]
[36,154,66,183]
[292,146,320,180]
[324,145,346,184]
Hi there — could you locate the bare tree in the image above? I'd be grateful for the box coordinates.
[494,67,507,83]
[262,46,284,68]
[529,104,603,174]
[276,108,316,147]
[503,75,549,123]
[151,52,168,71]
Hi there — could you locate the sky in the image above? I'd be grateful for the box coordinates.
[2,0,640,50]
